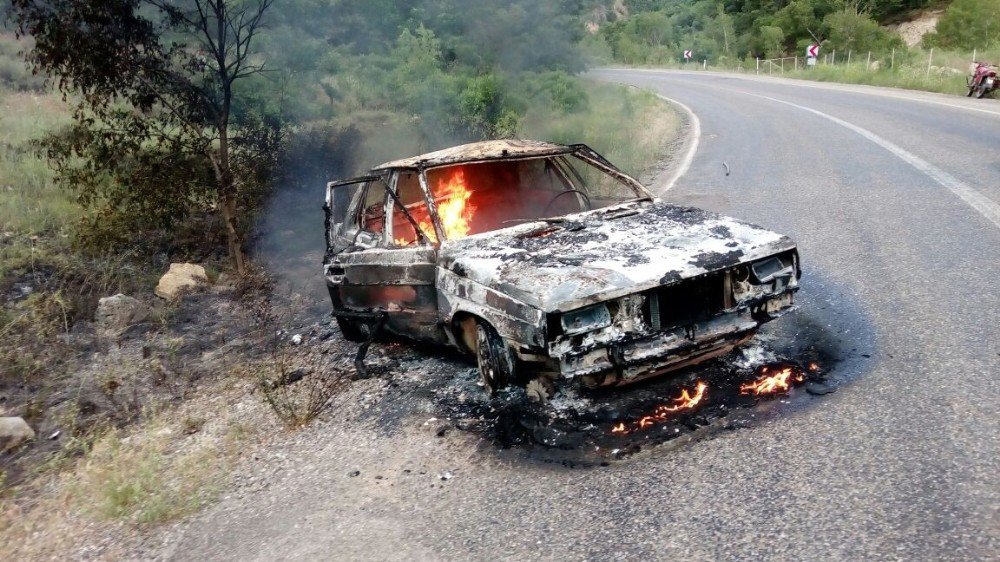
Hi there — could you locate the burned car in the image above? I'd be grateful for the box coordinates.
[324,140,800,394]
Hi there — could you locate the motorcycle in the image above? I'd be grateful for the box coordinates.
[967,61,998,99]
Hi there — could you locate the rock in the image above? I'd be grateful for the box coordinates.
[0,417,35,452]
[95,294,149,331]
[348,470,360,477]
[155,263,209,300]
[870,60,880,71]
[805,381,836,396]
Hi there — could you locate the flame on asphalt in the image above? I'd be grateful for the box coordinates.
[739,365,806,396]
[611,382,707,434]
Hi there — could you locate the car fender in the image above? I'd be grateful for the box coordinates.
[436,267,545,352]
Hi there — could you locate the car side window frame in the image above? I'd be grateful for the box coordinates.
[350,177,391,248]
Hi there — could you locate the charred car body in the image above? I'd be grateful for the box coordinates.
[324,140,800,394]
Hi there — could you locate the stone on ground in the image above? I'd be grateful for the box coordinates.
[0,417,35,452]
[95,293,149,331]
[155,263,209,299]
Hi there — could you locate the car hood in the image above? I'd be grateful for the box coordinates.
[438,201,796,313]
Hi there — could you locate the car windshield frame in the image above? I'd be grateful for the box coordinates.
[389,151,651,245]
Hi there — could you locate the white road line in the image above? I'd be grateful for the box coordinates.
[747,92,1000,230]
[604,68,1000,119]
[651,93,701,193]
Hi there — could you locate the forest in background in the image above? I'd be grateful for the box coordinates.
[585,1,997,65]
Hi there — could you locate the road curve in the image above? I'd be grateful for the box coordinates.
[145,71,999,561]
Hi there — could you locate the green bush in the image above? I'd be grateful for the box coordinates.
[926,0,1000,51]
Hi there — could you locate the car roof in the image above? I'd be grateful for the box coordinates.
[372,139,574,171]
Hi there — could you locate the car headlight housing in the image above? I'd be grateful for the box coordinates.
[560,303,612,336]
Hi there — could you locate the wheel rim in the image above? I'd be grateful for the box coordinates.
[476,325,499,393]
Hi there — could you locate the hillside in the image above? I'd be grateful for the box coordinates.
[582,0,1000,65]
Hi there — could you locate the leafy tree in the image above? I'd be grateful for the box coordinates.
[822,5,900,54]
[11,0,280,272]
[759,25,785,58]
[927,0,1000,50]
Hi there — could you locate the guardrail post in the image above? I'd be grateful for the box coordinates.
[927,48,933,78]
[847,50,852,65]
[972,48,977,62]
[832,50,836,64]
[891,48,895,69]
[866,51,871,71]
[756,57,759,75]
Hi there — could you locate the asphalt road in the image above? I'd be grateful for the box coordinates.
[147,71,999,561]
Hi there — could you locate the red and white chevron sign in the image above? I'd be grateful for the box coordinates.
[807,44,819,57]
[683,50,692,60]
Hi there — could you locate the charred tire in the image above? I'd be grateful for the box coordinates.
[975,83,988,99]
[475,321,515,395]
[336,317,368,343]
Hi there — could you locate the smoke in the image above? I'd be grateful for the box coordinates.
[251,0,589,313]
[252,124,362,308]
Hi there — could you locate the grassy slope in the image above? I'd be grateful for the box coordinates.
[520,80,679,178]
[0,89,75,237]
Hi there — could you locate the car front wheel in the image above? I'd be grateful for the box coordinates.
[475,321,514,395]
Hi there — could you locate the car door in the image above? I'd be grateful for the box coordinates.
[326,171,445,343]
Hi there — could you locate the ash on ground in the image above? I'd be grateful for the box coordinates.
[301,310,844,466]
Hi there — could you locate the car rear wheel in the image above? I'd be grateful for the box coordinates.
[475,321,514,395]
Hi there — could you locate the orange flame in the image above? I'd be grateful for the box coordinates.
[740,366,805,396]
[434,169,476,240]
[395,168,476,245]
[610,382,708,434]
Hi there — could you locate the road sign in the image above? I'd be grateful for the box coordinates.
[807,44,820,58]
[683,50,692,60]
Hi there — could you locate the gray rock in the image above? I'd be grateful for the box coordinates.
[95,293,149,332]
[0,417,35,452]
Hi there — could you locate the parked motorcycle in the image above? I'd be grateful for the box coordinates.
[967,61,998,99]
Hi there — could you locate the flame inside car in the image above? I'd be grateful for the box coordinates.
[739,364,806,396]
[434,169,477,240]
[611,381,708,434]
[397,168,477,244]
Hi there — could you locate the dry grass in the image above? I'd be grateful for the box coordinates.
[519,80,680,178]
[0,88,75,236]
[254,347,353,428]
[0,377,274,559]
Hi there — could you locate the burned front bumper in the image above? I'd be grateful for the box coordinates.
[548,262,798,387]
[553,312,759,387]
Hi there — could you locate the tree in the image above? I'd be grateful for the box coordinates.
[759,25,786,58]
[822,5,898,54]
[11,0,279,273]
[928,0,1000,50]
